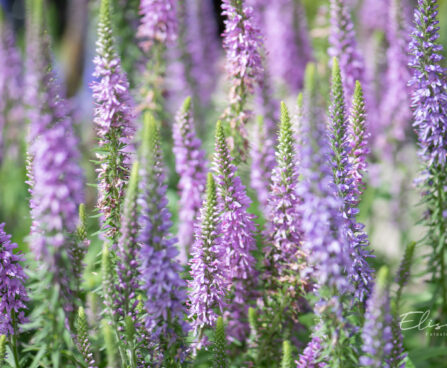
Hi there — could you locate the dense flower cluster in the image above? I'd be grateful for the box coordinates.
[138,115,188,342]
[222,0,263,103]
[137,0,177,51]
[409,0,447,168]
[329,0,365,102]
[188,173,229,336]
[173,98,207,262]
[0,224,28,336]
[92,0,135,241]
[213,121,258,341]
[296,336,325,368]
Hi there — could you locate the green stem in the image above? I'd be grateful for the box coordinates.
[437,174,447,316]
[10,311,20,368]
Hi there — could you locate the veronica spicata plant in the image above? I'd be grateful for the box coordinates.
[409,0,447,318]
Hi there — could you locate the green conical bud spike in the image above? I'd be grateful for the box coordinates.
[330,57,347,128]
[281,340,293,368]
[376,266,390,291]
[350,81,366,137]
[213,316,227,368]
[102,320,118,368]
[101,243,115,315]
[248,307,257,335]
[181,96,192,114]
[76,307,97,368]
[297,93,303,111]
[142,112,160,156]
[304,63,317,96]
[395,242,416,308]
[125,162,140,202]
[0,335,6,364]
[206,173,217,206]
[215,120,226,147]
[77,203,87,240]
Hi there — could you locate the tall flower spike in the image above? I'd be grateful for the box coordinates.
[213,121,258,341]
[116,162,141,327]
[263,0,312,92]
[266,102,302,271]
[138,113,188,351]
[328,59,372,302]
[173,97,208,263]
[221,0,263,160]
[380,0,412,142]
[349,81,370,198]
[329,0,365,103]
[76,307,97,368]
[360,267,395,367]
[92,0,135,243]
[188,173,229,337]
[296,336,325,368]
[0,224,28,336]
[137,0,178,53]
[0,11,24,164]
[409,0,447,314]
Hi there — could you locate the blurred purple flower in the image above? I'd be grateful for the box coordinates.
[173,98,208,263]
[296,336,326,368]
[0,224,28,336]
[137,0,177,52]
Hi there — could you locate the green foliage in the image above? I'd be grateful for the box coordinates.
[213,317,227,368]
[0,335,6,364]
[281,340,293,368]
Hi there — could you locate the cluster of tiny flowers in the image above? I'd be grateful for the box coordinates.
[329,0,365,102]
[183,0,219,106]
[137,0,177,52]
[91,0,135,240]
[173,98,208,262]
[360,269,393,367]
[138,117,188,341]
[0,18,23,163]
[25,19,84,261]
[381,0,412,142]
[408,0,447,168]
[213,122,258,341]
[0,224,28,336]
[188,174,229,337]
[263,0,311,91]
[265,102,303,270]
[296,336,326,368]
[221,0,263,104]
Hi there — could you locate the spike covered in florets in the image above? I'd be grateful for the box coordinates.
[188,173,229,337]
[173,97,208,263]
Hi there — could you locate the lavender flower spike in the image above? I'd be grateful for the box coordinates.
[349,81,370,199]
[116,162,141,325]
[221,0,263,159]
[138,113,188,349]
[329,0,365,102]
[92,0,135,242]
[0,224,28,336]
[360,267,395,367]
[173,97,208,263]
[266,102,302,270]
[409,0,447,169]
[408,0,447,314]
[296,336,326,368]
[137,0,178,52]
[329,59,373,302]
[188,173,229,337]
[213,121,258,341]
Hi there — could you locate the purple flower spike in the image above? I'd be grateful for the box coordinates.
[173,97,208,263]
[296,336,326,368]
[329,0,365,103]
[92,0,135,242]
[138,113,188,347]
[188,173,229,338]
[0,224,28,336]
[381,0,412,142]
[360,267,395,367]
[266,102,303,270]
[137,0,178,52]
[409,0,447,169]
[264,0,312,92]
[213,121,258,342]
